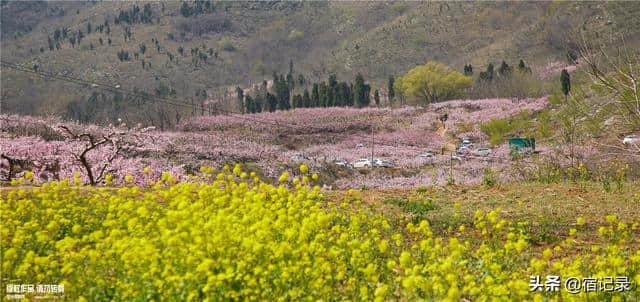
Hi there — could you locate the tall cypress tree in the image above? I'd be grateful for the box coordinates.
[279,74,290,110]
[354,73,366,108]
[374,89,380,107]
[463,65,473,76]
[286,73,295,92]
[245,95,254,113]
[337,82,349,107]
[364,83,371,107]
[286,60,295,91]
[294,94,303,109]
[518,59,526,71]
[319,82,328,107]
[479,63,495,82]
[498,61,511,76]
[328,74,337,107]
[303,89,311,108]
[348,83,354,106]
[266,92,277,112]
[311,83,320,108]
[235,86,244,114]
[486,63,494,81]
[560,69,571,101]
[387,76,395,104]
[254,94,264,113]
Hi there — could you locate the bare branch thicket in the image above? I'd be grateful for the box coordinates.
[576,31,640,157]
[578,32,640,129]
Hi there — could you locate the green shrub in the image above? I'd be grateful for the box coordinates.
[383,197,408,207]
[416,186,429,193]
[383,197,437,223]
[601,176,612,193]
[405,200,437,223]
[481,110,533,145]
[481,168,497,187]
[548,93,563,106]
[446,174,456,186]
[481,119,510,145]
[535,110,553,138]
[456,121,473,133]
[405,200,437,214]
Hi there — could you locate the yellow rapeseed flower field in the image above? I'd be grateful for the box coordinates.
[1,166,639,301]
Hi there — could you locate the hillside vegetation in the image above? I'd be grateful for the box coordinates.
[2,2,640,300]
[2,1,640,123]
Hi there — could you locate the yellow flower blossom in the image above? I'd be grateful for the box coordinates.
[1,167,637,301]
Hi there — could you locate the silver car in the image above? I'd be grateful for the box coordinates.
[334,160,351,168]
[472,148,492,157]
[623,135,640,145]
[456,146,471,155]
[352,159,373,168]
[290,154,310,162]
[374,159,394,168]
[417,151,434,158]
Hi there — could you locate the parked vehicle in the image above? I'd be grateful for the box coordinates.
[356,143,365,148]
[417,151,434,158]
[290,154,310,162]
[352,159,373,168]
[451,155,462,161]
[623,135,640,145]
[509,137,535,151]
[334,160,351,167]
[373,159,394,168]
[456,146,471,155]
[472,148,492,157]
[461,138,473,146]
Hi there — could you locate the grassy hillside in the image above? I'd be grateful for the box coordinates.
[1,1,640,119]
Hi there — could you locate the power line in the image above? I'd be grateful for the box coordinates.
[1,61,198,111]
[1,61,546,165]
[1,60,429,151]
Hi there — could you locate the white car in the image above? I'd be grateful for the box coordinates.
[290,154,310,162]
[334,160,351,167]
[451,155,462,161]
[352,159,373,168]
[456,146,471,155]
[373,159,394,168]
[460,139,473,148]
[417,151,434,158]
[356,143,366,148]
[472,148,492,157]
[623,135,640,145]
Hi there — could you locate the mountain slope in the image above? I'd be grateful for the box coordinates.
[1,1,639,120]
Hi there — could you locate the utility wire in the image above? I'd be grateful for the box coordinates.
[1,60,430,151]
[2,61,547,165]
